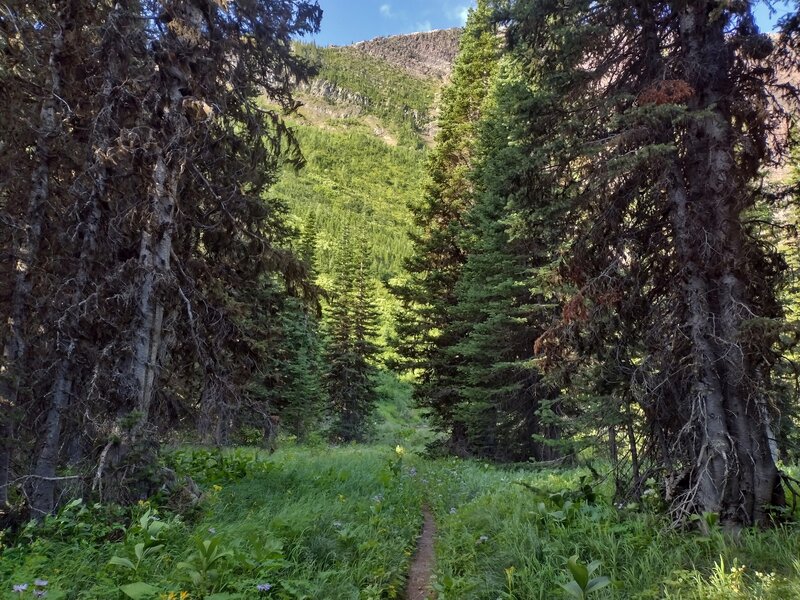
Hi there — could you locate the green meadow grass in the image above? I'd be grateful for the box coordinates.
[0,446,423,600]
[3,438,800,600]
[417,458,800,599]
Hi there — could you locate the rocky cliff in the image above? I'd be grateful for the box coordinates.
[349,28,462,81]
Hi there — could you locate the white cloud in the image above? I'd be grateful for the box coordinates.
[380,3,394,17]
[445,3,474,25]
[414,19,433,31]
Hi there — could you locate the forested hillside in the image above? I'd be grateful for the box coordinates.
[268,31,461,347]
[5,1,800,598]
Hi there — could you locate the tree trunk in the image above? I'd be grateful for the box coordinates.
[30,350,73,516]
[0,419,11,507]
[663,8,783,525]
[0,11,65,509]
[29,2,126,514]
[129,150,180,430]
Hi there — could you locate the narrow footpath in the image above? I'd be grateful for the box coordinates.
[406,506,436,600]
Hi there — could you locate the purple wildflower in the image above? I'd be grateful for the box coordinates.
[34,580,48,587]
[256,583,273,592]
[449,507,457,514]
[12,584,28,593]
[34,591,48,598]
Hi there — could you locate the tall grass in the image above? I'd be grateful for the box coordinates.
[419,458,800,599]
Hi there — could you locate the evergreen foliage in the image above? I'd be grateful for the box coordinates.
[491,0,800,525]
[448,58,562,461]
[390,0,503,452]
[324,230,381,442]
[0,0,322,513]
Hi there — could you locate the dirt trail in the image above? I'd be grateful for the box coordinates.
[407,505,436,600]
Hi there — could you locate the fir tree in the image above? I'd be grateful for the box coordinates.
[501,0,799,524]
[324,229,380,442]
[390,0,502,452]
[449,58,561,461]
[0,0,322,513]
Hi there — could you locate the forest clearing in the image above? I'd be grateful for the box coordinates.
[3,394,800,599]
[5,0,800,598]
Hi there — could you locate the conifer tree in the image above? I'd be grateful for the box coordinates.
[449,59,561,461]
[502,0,799,524]
[391,0,501,451]
[0,0,322,513]
[324,229,380,442]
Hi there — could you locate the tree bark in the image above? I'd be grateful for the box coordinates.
[0,9,65,509]
[129,151,177,429]
[119,66,187,443]
[663,7,783,525]
[29,2,124,514]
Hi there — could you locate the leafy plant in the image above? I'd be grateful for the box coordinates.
[560,556,611,599]
[118,581,159,600]
[109,509,170,574]
[177,536,233,592]
[109,542,164,575]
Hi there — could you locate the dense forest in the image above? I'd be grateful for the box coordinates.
[4,0,800,598]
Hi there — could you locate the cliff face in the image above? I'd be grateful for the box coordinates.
[349,28,462,81]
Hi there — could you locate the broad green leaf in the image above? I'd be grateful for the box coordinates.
[560,580,585,599]
[586,577,611,593]
[119,582,158,600]
[143,544,164,558]
[109,556,136,570]
[567,555,589,590]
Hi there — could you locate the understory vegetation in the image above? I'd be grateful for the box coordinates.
[4,433,800,599]
[6,0,800,597]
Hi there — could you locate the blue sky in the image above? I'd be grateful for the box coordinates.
[302,0,793,47]
[305,0,477,46]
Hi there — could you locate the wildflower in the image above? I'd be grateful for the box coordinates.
[333,521,343,528]
[212,485,223,492]
[13,584,28,593]
[476,535,489,544]
[395,445,405,458]
[208,527,217,535]
[449,507,457,515]
[34,580,48,587]
[256,583,272,592]
[33,592,47,599]
[372,494,384,503]
[180,592,189,600]
[408,467,417,477]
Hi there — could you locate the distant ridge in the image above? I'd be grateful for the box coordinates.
[348,28,462,81]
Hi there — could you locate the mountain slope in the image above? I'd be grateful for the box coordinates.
[272,30,461,299]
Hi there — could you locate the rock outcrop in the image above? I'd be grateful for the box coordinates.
[349,28,462,81]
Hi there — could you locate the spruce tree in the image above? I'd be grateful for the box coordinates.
[0,0,322,512]
[324,229,380,442]
[449,58,561,461]
[502,0,799,524]
[391,0,502,451]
